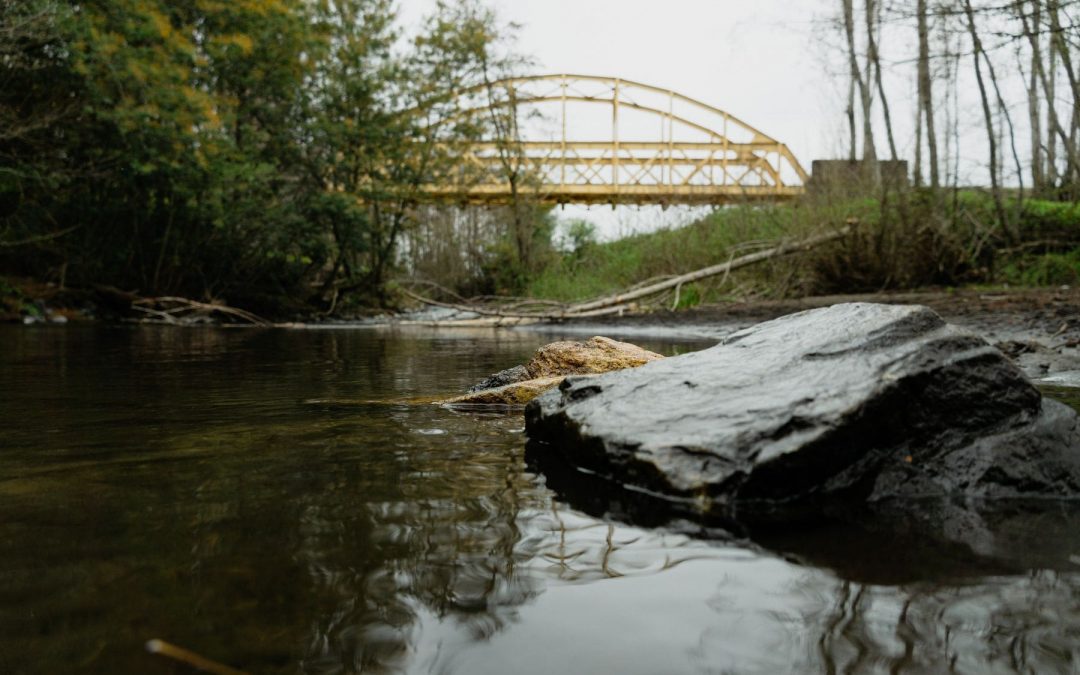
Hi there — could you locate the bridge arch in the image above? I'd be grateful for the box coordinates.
[426,74,808,206]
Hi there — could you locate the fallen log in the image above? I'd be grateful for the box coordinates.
[567,226,852,314]
[401,225,853,321]
[398,287,633,320]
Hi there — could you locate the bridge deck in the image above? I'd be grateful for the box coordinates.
[420,184,805,206]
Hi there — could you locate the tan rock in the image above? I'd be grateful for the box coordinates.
[443,376,566,406]
[525,336,664,378]
[442,336,663,407]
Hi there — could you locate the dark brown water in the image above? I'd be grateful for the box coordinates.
[2,325,1080,674]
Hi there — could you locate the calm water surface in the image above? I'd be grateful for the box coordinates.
[2,325,1080,674]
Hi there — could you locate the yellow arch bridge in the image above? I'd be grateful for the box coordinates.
[424,74,808,206]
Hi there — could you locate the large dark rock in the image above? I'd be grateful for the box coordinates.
[525,303,1080,515]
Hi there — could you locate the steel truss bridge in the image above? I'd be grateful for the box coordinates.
[425,74,808,206]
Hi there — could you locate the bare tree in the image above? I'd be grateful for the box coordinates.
[866,0,900,162]
[847,68,858,160]
[843,0,878,163]
[1020,1,1046,192]
[1048,0,1080,192]
[917,0,941,188]
[962,0,1011,239]
[1016,0,1078,193]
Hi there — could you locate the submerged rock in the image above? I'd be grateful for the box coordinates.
[452,336,664,406]
[446,376,567,406]
[525,303,1080,512]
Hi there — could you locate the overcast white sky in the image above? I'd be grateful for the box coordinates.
[396,0,1018,238]
[399,0,840,157]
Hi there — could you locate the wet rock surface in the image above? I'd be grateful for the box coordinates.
[449,336,663,406]
[526,303,1080,514]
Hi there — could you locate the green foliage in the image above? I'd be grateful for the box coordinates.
[529,206,795,301]
[1000,249,1080,287]
[0,0,526,313]
[1017,199,1080,239]
[476,207,557,295]
[672,284,700,309]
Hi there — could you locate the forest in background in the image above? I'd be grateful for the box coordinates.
[1,0,1079,321]
[1,0,545,317]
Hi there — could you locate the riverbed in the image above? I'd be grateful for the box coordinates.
[2,323,1080,674]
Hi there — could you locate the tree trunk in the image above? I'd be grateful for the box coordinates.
[843,0,877,165]
[1024,0,1045,193]
[914,73,923,187]
[847,66,857,161]
[1048,0,1080,192]
[1019,0,1072,189]
[962,0,1010,241]
[1047,33,1059,187]
[866,0,899,163]
[917,0,940,188]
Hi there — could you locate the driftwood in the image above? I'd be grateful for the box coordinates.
[400,225,853,322]
[130,296,271,326]
[90,286,270,326]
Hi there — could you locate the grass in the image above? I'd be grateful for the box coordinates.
[526,191,1080,308]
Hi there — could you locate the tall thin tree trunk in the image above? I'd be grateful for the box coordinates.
[914,71,923,187]
[866,0,898,162]
[1047,35,1059,187]
[1019,0,1070,189]
[1048,0,1079,191]
[917,0,940,188]
[847,70,857,161]
[962,0,1010,240]
[1023,0,1045,193]
[983,42,1025,208]
[843,0,877,165]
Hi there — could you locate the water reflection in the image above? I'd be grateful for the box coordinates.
[1,325,1078,674]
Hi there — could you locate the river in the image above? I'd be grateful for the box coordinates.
[2,324,1079,674]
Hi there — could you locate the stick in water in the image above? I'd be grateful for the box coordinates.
[145,639,249,675]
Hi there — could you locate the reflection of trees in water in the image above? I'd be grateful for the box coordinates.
[794,571,1080,673]
[278,419,546,673]
[162,329,557,673]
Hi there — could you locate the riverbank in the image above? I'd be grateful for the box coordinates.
[6,272,1079,386]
